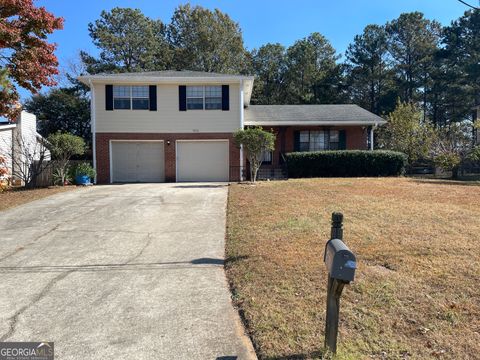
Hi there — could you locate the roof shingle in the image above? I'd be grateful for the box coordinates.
[244,104,386,126]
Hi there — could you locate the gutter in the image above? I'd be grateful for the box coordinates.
[78,75,255,84]
[244,120,387,126]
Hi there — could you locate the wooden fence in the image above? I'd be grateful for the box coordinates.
[33,160,92,187]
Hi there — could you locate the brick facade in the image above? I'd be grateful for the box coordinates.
[264,126,368,166]
[95,132,241,183]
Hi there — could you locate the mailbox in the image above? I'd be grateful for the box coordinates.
[324,238,357,282]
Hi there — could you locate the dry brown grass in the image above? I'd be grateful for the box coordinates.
[0,186,76,212]
[226,178,480,360]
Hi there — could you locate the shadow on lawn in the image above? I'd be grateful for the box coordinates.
[411,178,480,186]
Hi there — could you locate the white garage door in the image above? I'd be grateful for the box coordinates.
[176,140,229,182]
[111,141,165,183]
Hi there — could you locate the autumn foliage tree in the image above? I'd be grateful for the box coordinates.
[0,0,63,121]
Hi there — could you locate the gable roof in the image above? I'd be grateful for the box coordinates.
[78,70,254,106]
[244,104,386,126]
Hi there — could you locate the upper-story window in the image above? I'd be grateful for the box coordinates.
[113,85,149,110]
[186,86,222,110]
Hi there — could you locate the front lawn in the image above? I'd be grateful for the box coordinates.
[0,186,76,212]
[226,178,480,359]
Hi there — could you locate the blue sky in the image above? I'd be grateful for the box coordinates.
[26,0,471,98]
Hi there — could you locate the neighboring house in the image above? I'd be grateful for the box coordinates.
[0,111,50,185]
[78,71,385,183]
[474,105,480,145]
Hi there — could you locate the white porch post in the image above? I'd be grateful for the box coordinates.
[239,79,244,181]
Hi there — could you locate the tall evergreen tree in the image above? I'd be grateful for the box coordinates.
[385,12,441,108]
[167,4,247,73]
[345,25,396,114]
[250,43,287,104]
[283,32,342,104]
[440,9,480,123]
[82,7,171,74]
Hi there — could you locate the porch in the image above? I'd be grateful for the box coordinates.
[256,125,372,180]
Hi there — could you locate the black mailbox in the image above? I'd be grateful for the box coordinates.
[324,238,356,282]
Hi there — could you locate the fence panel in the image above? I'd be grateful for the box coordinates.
[32,160,92,187]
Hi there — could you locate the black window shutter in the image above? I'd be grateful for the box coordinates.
[222,85,230,111]
[294,131,300,152]
[105,85,113,111]
[149,85,157,111]
[179,85,187,111]
[339,130,347,150]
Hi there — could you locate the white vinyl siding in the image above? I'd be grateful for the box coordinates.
[0,128,13,176]
[113,85,149,110]
[94,83,240,133]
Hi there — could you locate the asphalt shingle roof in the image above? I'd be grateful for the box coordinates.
[244,104,386,126]
[94,70,252,79]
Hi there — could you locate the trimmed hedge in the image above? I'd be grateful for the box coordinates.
[285,150,408,178]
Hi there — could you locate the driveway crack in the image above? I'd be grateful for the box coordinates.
[0,270,72,341]
[125,233,154,264]
[0,224,61,264]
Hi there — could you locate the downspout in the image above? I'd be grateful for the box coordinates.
[369,124,377,151]
[239,79,244,181]
[89,80,97,183]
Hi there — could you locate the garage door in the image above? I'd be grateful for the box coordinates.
[176,140,229,182]
[111,141,165,183]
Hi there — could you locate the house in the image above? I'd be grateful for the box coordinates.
[0,111,51,185]
[474,105,480,145]
[245,104,386,179]
[78,71,385,183]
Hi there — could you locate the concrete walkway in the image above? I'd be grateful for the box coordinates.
[0,184,256,360]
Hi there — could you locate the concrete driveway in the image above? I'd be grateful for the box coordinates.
[0,184,256,359]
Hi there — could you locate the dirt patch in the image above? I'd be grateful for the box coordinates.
[0,186,76,212]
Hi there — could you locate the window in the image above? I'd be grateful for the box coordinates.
[299,130,339,151]
[113,85,149,110]
[132,86,149,110]
[329,130,340,150]
[205,86,222,110]
[113,86,131,110]
[186,86,222,110]
[186,86,204,110]
[261,150,272,164]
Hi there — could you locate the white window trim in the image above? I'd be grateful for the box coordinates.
[113,85,149,111]
[186,86,222,111]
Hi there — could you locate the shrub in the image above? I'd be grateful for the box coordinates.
[285,150,408,178]
[72,162,96,179]
[47,132,86,186]
[233,127,276,182]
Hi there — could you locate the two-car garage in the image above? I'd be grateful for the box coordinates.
[110,140,230,183]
